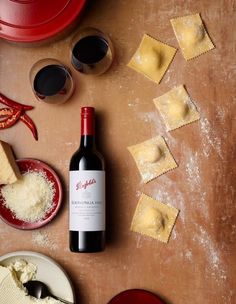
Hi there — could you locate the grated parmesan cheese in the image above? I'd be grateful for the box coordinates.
[1,171,55,222]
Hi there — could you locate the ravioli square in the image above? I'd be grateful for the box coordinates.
[127,34,177,83]
[170,13,215,60]
[131,193,179,243]
[153,85,200,131]
[127,136,177,183]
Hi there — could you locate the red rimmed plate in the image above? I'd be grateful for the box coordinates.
[0,158,62,230]
[108,289,165,304]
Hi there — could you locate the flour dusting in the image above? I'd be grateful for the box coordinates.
[137,111,166,135]
[137,111,157,123]
[152,182,185,222]
[185,152,201,191]
[200,117,223,159]
[193,225,227,284]
[215,105,227,123]
[185,249,193,261]
[163,72,171,84]
[135,234,144,248]
[128,97,140,107]
[171,229,177,240]
[182,147,210,219]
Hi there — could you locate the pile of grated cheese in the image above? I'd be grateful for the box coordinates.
[1,171,55,222]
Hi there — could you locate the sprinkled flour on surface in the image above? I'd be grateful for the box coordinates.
[1,171,55,222]
[137,111,163,132]
[183,148,211,219]
[193,225,227,283]
[215,105,227,123]
[199,117,223,159]
[185,152,201,191]
[184,249,193,260]
[135,234,144,248]
[151,175,185,221]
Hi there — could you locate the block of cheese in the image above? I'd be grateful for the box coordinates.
[0,140,21,184]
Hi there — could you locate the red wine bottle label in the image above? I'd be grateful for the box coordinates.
[69,170,105,231]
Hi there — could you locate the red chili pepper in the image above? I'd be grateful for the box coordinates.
[20,113,38,141]
[0,108,14,117]
[0,93,38,140]
[0,109,22,129]
[0,92,34,111]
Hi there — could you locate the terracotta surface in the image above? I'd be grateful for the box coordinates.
[0,1,236,303]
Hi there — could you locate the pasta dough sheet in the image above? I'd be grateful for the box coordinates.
[131,193,179,243]
[153,85,200,131]
[127,34,177,83]
[127,136,178,183]
[170,13,215,60]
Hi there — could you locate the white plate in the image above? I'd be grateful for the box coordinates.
[0,251,75,303]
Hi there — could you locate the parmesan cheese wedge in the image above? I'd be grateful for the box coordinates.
[0,140,21,184]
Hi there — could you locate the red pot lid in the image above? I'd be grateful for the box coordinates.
[0,0,86,43]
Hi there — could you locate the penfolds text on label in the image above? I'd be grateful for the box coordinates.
[76,178,96,190]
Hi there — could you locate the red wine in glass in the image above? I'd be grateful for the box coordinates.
[30,59,74,104]
[34,65,67,97]
[71,28,114,75]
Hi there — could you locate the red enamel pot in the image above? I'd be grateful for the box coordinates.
[0,0,87,45]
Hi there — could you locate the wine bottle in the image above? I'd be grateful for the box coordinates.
[69,107,105,252]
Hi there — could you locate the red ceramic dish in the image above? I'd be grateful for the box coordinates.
[0,0,87,43]
[0,158,62,230]
[108,289,165,304]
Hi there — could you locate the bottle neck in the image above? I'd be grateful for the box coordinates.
[80,111,95,149]
[80,135,95,149]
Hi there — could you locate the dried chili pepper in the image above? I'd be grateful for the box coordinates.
[0,93,34,111]
[0,108,14,117]
[0,92,38,140]
[20,113,38,141]
[0,109,22,129]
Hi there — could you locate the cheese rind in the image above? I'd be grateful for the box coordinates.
[0,140,21,184]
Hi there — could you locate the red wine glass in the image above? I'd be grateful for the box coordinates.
[71,27,114,75]
[30,59,74,105]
